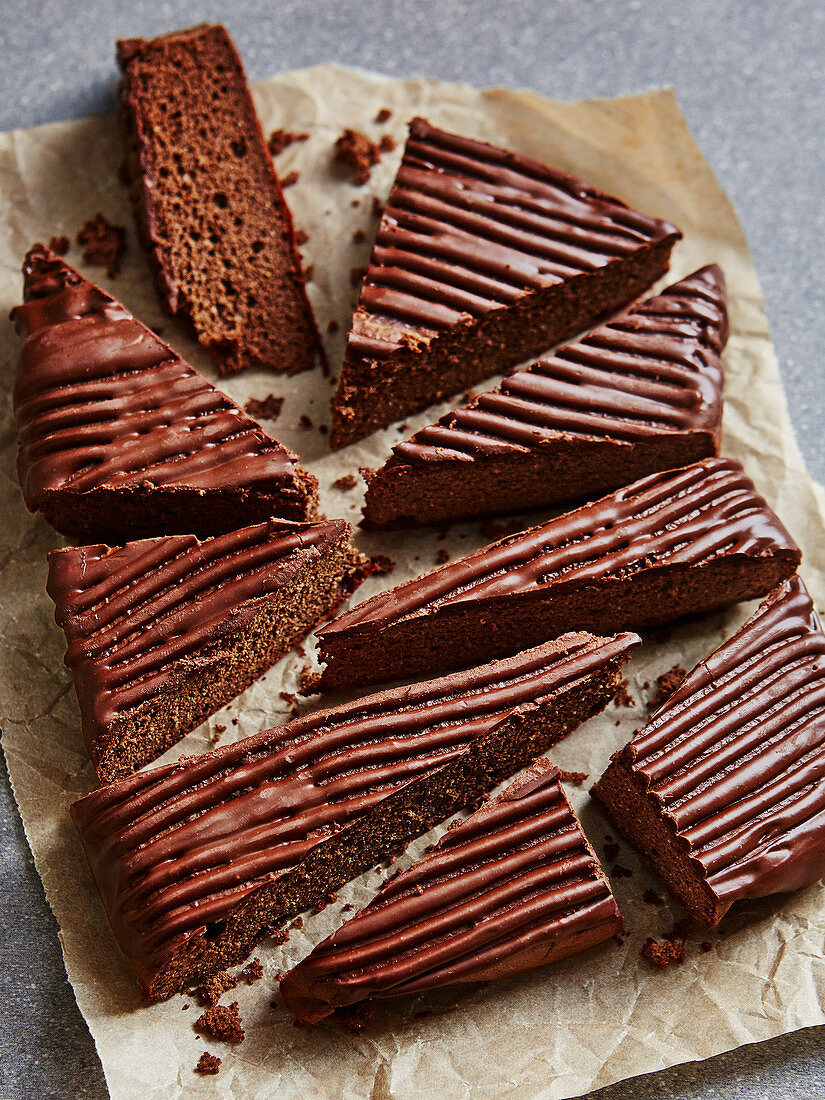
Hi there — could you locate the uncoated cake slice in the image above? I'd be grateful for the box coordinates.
[117,23,323,376]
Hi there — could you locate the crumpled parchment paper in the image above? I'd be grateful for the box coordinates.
[2,62,825,1100]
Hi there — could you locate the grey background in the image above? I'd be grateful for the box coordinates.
[1,1,823,1097]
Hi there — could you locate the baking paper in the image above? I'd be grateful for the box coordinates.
[2,63,825,1100]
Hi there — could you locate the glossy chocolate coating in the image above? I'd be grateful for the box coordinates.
[47,518,350,747]
[11,246,306,513]
[618,576,825,908]
[280,758,621,1020]
[389,265,726,465]
[347,117,681,363]
[70,633,638,983]
[322,458,799,636]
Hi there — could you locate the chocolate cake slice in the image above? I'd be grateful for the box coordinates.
[49,518,366,782]
[316,457,800,692]
[71,632,639,1000]
[280,758,622,1023]
[12,246,317,541]
[117,24,322,376]
[329,117,681,448]
[593,576,825,926]
[362,265,727,528]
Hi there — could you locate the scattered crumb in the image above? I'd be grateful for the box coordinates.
[610,863,633,879]
[613,676,635,708]
[336,1001,377,1033]
[76,213,126,277]
[194,1002,245,1044]
[319,424,328,435]
[700,941,713,953]
[293,916,304,929]
[195,1051,222,1076]
[299,666,321,695]
[304,263,315,282]
[352,227,367,244]
[558,769,589,786]
[341,903,354,913]
[350,265,366,286]
[281,171,300,188]
[239,958,264,985]
[642,888,665,906]
[641,680,650,691]
[194,971,237,1008]
[350,198,361,208]
[436,549,450,565]
[268,129,309,156]
[270,928,289,946]
[294,228,309,246]
[298,414,313,430]
[332,474,358,492]
[370,554,395,576]
[334,129,382,185]
[211,724,225,745]
[604,841,620,863]
[649,665,687,711]
[379,134,396,153]
[48,234,70,255]
[641,937,685,968]
[214,724,226,734]
[327,319,339,334]
[371,196,384,218]
[480,518,522,541]
[313,891,339,913]
[244,394,284,420]
[182,1003,189,1010]
[231,718,238,726]
[375,107,392,123]
[279,691,296,706]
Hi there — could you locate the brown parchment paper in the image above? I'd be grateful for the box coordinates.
[2,63,825,1100]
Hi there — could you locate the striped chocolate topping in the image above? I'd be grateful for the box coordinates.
[47,519,351,738]
[12,247,304,506]
[347,117,681,362]
[71,633,638,980]
[619,576,825,907]
[390,265,727,464]
[280,758,620,1017]
[323,458,799,634]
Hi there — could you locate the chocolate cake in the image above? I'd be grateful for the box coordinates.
[117,24,322,376]
[71,632,639,1000]
[362,265,727,528]
[316,457,800,692]
[280,758,622,1022]
[592,576,825,926]
[329,117,681,448]
[49,518,365,782]
[12,246,317,541]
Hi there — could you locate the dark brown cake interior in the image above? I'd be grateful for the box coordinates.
[118,24,322,376]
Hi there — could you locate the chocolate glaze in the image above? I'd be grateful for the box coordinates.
[47,518,350,746]
[321,458,799,637]
[70,633,638,982]
[347,118,681,362]
[617,576,825,908]
[387,265,726,464]
[280,758,620,1019]
[11,246,310,519]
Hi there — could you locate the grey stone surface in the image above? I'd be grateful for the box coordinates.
[0,1,823,1097]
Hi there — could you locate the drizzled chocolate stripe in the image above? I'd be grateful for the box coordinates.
[619,576,825,906]
[347,117,680,361]
[71,633,637,984]
[390,266,727,464]
[324,458,797,635]
[12,247,300,505]
[280,759,620,1019]
[47,519,350,735]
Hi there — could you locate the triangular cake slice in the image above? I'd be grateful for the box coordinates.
[280,758,622,1023]
[117,24,323,376]
[12,246,318,542]
[316,457,800,692]
[49,518,366,782]
[593,576,825,926]
[362,265,727,528]
[71,633,639,1000]
[329,117,681,448]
